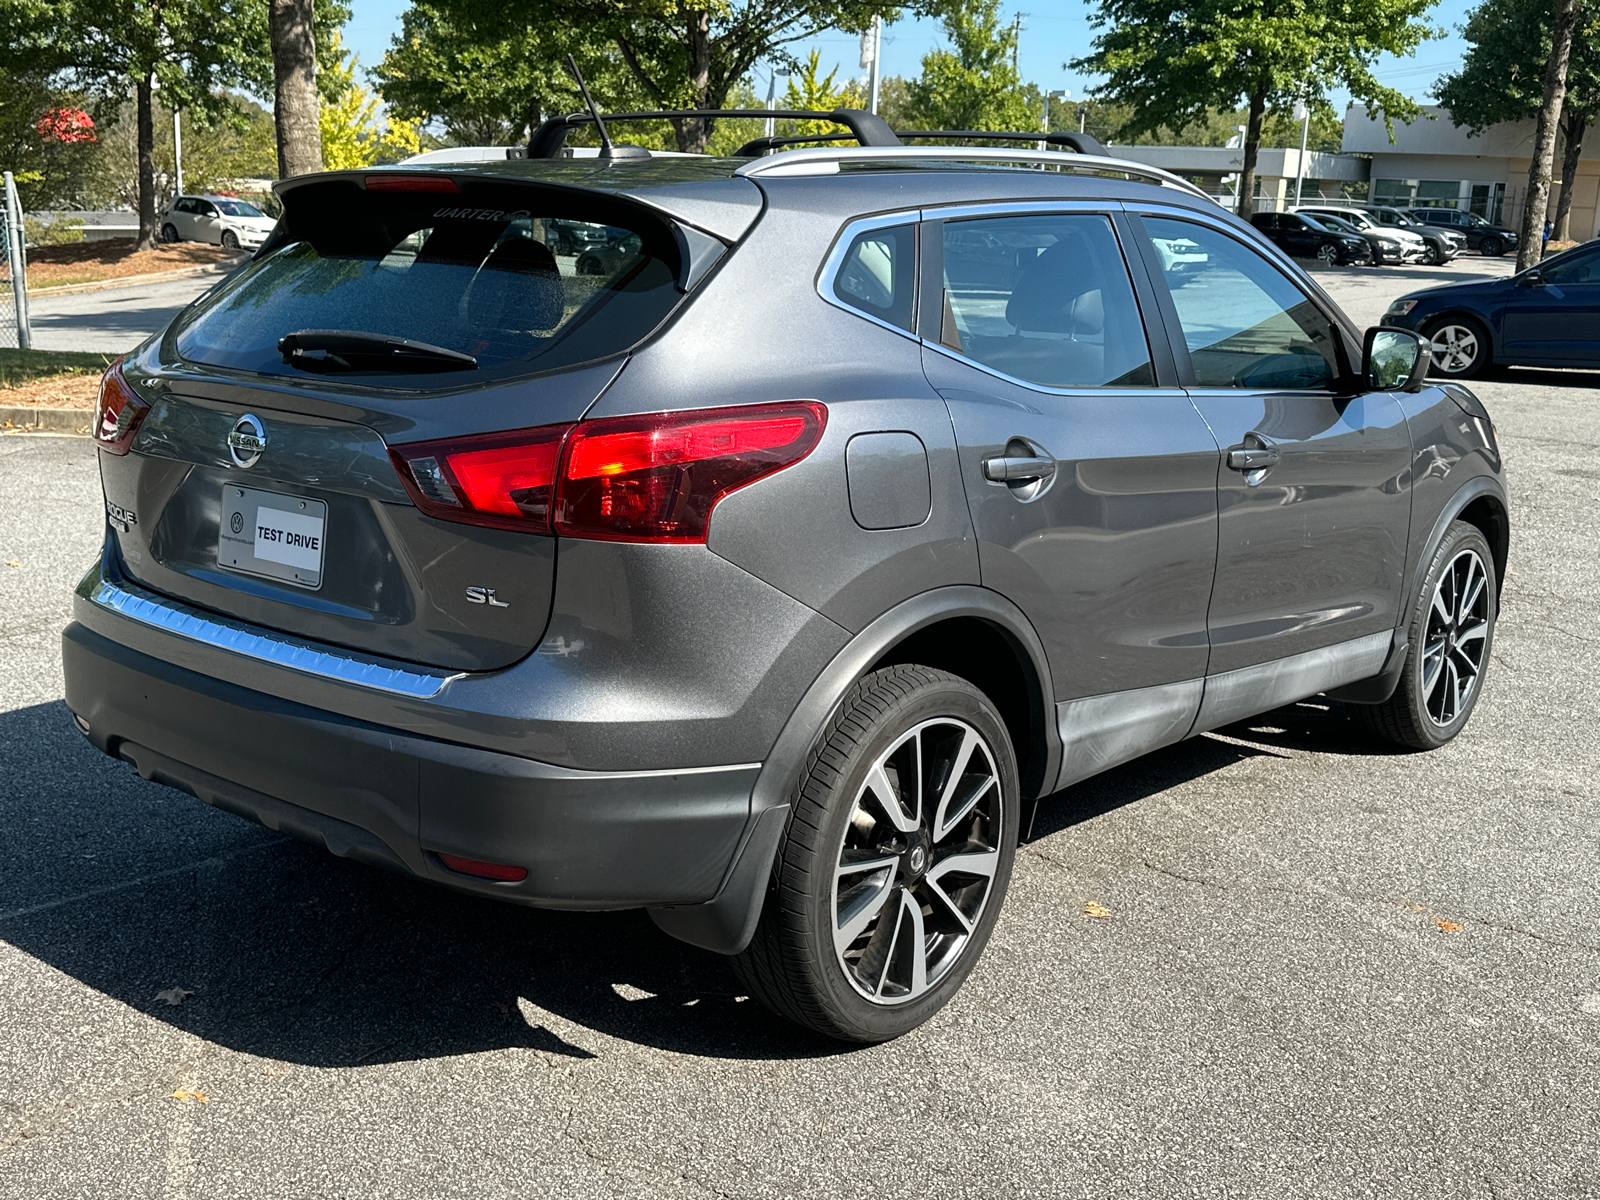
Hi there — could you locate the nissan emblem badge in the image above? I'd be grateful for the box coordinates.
[228,413,267,469]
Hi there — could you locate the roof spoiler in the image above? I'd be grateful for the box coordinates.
[527,108,901,158]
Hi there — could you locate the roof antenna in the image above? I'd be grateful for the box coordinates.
[564,54,648,160]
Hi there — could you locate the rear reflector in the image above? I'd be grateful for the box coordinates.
[437,854,529,883]
[390,424,572,533]
[388,402,827,543]
[556,402,827,543]
[365,174,460,193]
[93,358,148,456]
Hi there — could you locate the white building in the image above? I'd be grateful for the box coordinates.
[1342,103,1599,238]
[1108,144,1369,210]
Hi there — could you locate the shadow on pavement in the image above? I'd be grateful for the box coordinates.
[0,701,839,1065]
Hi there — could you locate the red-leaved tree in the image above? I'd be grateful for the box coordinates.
[36,106,97,143]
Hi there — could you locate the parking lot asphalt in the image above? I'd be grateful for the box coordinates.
[25,272,235,354]
[2,269,1598,1198]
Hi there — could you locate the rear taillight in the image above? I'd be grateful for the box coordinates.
[389,424,571,533]
[437,853,528,883]
[94,358,148,455]
[555,402,827,543]
[389,402,826,543]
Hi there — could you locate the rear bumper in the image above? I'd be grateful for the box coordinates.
[62,621,760,910]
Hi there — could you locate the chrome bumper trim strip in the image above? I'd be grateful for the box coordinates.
[88,578,461,700]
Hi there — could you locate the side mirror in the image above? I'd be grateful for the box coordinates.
[1363,326,1429,392]
[1516,269,1543,287]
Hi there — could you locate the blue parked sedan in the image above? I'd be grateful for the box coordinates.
[1383,239,1600,378]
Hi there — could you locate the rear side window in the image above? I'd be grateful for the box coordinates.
[172,179,684,385]
[1143,217,1340,390]
[831,223,915,331]
[939,213,1153,389]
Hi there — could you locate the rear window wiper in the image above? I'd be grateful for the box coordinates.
[277,329,477,374]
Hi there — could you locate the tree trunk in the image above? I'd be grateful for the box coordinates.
[1517,0,1580,270]
[1236,86,1268,219]
[270,0,322,178]
[671,9,714,154]
[1554,108,1586,241]
[136,73,157,251]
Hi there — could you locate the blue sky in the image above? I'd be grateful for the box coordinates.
[343,0,1479,115]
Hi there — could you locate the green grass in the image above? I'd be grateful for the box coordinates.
[0,349,116,388]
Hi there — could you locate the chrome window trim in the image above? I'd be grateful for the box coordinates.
[814,209,926,343]
[88,577,463,700]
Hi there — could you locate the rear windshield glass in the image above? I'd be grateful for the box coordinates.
[172,178,683,386]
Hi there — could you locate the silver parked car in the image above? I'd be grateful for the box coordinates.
[69,112,1507,1042]
[159,194,276,250]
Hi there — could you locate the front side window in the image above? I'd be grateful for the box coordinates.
[831,223,915,331]
[939,213,1153,389]
[1540,244,1600,284]
[1143,217,1342,390]
[172,180,683,385]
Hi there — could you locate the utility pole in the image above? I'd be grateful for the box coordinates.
[1012,13,1025,76]
[173,109,184,197]
[1040,89,1067,150]
[764,68,789,140]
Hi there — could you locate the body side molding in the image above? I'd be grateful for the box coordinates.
[1054,678,1203,791]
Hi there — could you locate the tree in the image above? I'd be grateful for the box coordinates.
[1072,0,1440,217]
[1437,0,1599,241]
[782,49,865,135]
[319,37,421,167]
[434,0,903,153]
[907,0,1037,132]
[270,0,322,177]
[0,0,257,247]
[1515,0,1582,268]
[0,70,102,210]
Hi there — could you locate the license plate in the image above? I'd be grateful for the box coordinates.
[218,486,327,589]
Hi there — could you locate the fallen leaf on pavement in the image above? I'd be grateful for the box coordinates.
[171,1089,208,1104]
[1084,901,1111,918]
[154,987,193,1006]
[5,561,18,568]
[1433,917,1463,933]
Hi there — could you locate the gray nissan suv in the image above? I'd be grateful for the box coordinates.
[65,116,1508,1043]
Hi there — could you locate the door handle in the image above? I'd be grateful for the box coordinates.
[983,454,1056,483]
[1226,433,1280,473]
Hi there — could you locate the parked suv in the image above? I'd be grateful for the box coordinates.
[159,194,276,250]
[1359,204,1465,264]
[1290,206,1428,264]
[66,117,1508,1043]
[1406,207,1519,257]
[1249,211,1370,264]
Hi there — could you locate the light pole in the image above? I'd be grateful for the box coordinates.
[764,68,790,140]
[859,17,883,115]
[173,109,184,197]
[1040,89,1067,150]
[1292,97,1311,208]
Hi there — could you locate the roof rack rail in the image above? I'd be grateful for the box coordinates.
[528,108,900,158]
[733,145,1215,201]
[895,129,1111,157]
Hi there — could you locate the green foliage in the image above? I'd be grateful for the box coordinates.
[1435,0,1600,129]
[318,35,420,167]
[23,214,83,245]
[906,0,1037,132]
[0,348,114,387]
[73,95,277,210]
[1072,0,1440,141]
[781,49,866,135]
[0,70,102,209]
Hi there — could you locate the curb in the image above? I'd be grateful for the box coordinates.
[0,405,93,434]
[25,256,248,297]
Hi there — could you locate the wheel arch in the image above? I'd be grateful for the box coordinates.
[1417,475,1510,600]
[649,586,1060,956]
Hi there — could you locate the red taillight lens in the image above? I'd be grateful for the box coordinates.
[388,402,827,543]
[94,358,148,455]
[365,174,460,192]
[437,853,528,883]
[555,402,827,543]
[389,424,572,533]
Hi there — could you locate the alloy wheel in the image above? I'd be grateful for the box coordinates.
[1428,324,1480,374]
[1317,244,1340,265]
[832,717,1003,1005]
[1420,548,1491,727]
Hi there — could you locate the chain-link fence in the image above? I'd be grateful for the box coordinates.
[0,172,31,350]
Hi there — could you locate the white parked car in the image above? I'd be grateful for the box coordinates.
[159,195,276,251]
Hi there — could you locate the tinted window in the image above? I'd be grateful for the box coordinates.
[197,201,217,216]
[1143,218,1341,390]
[832,223,915,330]
[176,198,198,214]
[172,181,683,385]
[213,199,265,218]
[939,213,1153,388]
[1540,244,1600,283]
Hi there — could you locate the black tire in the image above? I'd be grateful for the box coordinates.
[1352,521,1497,750]
[160,223,179,244]
[1422,314,1491,380]
[221,230,240,250]
[1480,236,1504,257]
[1423,242,1442,266]
[553,233,573,255]
[576,255,604,276]
[1316,242,1340,265]
[733,665,1020,1043]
